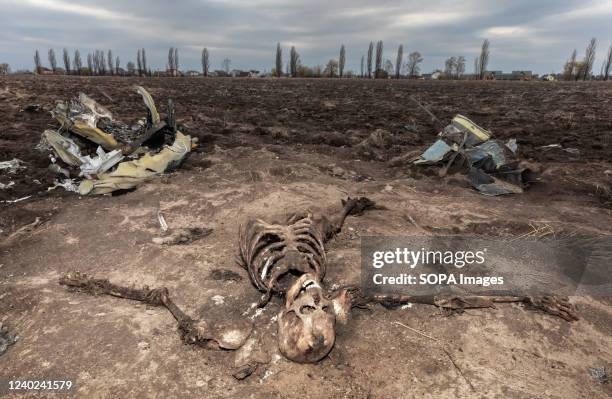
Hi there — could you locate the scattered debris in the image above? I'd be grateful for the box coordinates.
[0,159,26,174]
[157,210,169,232]
[47,179,79,192]
[232,363,258,380]
[1,196,31,204]
[588,367,608,384]
[0,181,15,190]
[152,227,212,245]
[0,323,17,357]
[40,86,194,195]
[413,139,453,165]
[21,103,43,113]
[413,114,536,196]
[211,295,225,305]
[539,143,580,155]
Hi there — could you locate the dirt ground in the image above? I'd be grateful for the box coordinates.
[1,76,611,398]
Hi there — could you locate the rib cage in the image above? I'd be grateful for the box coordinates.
[239,213,326,294]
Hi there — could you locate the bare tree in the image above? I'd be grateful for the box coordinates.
[115,56,120,75]
[367,41,373,78]
[290,46,299,77]
[141,48,147,75]
[98,50,106,75]
[563,49,577,81]
[395,44,403,79]
[167,47,174,74]
[174,48,179,74]
[0,63,10,75]
[384,59,394,76]
[456,56,466,79]
[48,49,57,72]
[62,48,71,74]
[339,45,346,77]
[375,40,383,78]
[221,58,231,74]
[324,59,338,77]
[73,50,82,74]
[137,49,142,75]
[444,56,457,78]
[87,53,93,75]
[34,49,42,73]
[360,55,364,78]
[477,39,490,80]
[94,51,99,74]
[275,43,283,77]
[603,43,612,81]
[202,48,210,76]
[581,38,597,80]
[107,50,113,75]
[405,51,423,78]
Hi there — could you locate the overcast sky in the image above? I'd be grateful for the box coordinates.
[1,0,612,74]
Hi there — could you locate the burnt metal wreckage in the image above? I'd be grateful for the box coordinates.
[59,197,578,371]
[39,86,194,195]
[411,97,537,196]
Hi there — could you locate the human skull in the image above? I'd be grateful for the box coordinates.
[277,274,335,363]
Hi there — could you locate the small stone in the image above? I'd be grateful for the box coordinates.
[137,341,150,350]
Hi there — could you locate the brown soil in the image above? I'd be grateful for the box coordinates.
[1,76,611,398]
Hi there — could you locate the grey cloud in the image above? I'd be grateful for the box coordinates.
[1,0,611,74]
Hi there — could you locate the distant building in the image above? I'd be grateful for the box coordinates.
[38,67,54,75]
[184,70,200,77]
[485,70,533,80]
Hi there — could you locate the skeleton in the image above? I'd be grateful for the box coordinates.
[238,197,375,305]
[237,197,378,363]
[59,196,578,368]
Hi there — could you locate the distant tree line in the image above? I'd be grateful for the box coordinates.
[22,38,612,80]
[562,38,612,81]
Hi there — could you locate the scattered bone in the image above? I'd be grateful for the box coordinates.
[157,210,168,232]
[360,293,578,322]
[59,271,252,350]
[0,159,26,174]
